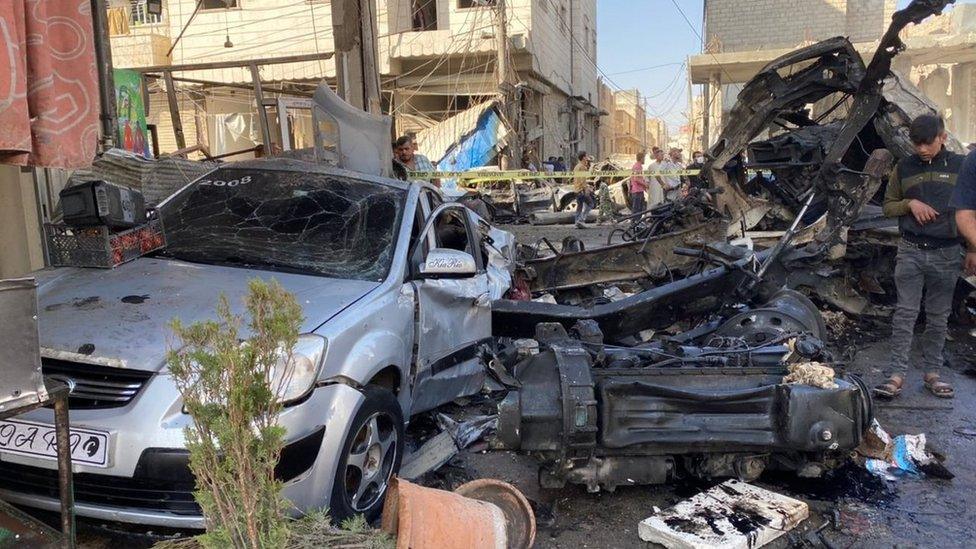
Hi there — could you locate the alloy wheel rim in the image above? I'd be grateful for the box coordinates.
[344,411,398,512]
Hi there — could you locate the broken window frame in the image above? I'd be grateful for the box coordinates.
[157,166,408,282]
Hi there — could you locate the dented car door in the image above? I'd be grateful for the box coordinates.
[408,203,491,414]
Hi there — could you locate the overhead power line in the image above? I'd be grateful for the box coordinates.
[667,0,734,84]
[606,62,685,76]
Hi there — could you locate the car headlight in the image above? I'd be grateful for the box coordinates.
[269,334,327,405]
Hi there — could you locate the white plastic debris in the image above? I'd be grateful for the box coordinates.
[857,419,951,480]
[602,286,635,302]
[638,479,809,549]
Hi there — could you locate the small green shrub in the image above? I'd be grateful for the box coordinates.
[167,279,303,549]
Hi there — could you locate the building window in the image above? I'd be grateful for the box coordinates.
[412,0,438,30]
[130,0,163,25]
[583,22,590,54]
[458,0,496,8]
[201,0,238,10]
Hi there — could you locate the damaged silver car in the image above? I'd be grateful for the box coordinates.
[0,159,514,528]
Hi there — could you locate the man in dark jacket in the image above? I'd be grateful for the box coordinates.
[875,114,964,400]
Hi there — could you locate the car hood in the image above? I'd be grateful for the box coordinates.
[33,258,380,372]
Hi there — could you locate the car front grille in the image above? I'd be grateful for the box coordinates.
[42,358,153,409]
[0,427,327,519]
[0,461,200,516]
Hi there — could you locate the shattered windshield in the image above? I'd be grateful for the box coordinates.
[158,168,406,281]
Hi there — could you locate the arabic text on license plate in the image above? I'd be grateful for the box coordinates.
[0,419,109,467]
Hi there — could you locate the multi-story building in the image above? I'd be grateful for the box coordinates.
[596,79,615,159]
[645,117,668,152]
[611,89,646,158]
[109,0,602,162]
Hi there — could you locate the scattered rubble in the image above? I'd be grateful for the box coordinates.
[856,420,953,481]
[782,362,839,390]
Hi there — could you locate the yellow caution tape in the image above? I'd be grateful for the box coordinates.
[407,169,703,183]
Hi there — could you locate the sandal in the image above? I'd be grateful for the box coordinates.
[924,373,954,399]
[873,375,904,399]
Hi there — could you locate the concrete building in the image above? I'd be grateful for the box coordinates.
[901,5,976,145]
[597,79,615,159]
[645,117,668,152]
[611,89,646,158]
[109,0,602,162]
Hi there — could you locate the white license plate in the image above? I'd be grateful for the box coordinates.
[0,419,109,467]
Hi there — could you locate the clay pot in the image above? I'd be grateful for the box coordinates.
[381,477,535,548]
[455,479,537,549]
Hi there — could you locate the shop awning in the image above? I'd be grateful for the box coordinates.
[0,1,100,167]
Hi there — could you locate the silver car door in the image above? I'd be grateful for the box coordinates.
[408,203,491,414]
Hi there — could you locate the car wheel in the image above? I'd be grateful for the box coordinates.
[329,385,404,523]
[560,194,578,212]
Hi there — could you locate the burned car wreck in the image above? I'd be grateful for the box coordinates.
[702,0,965,314]
[489,0,959,492]
[493,244,871,491]
[496,294,868,492]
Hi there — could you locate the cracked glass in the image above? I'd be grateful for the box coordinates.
[158,167,406,281]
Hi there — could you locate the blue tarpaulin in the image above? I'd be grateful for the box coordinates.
[436,108,504,172]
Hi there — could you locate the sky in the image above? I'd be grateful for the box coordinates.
[596,0,975,134]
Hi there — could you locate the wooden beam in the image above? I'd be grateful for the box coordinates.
[163,71,187,150]
[131,51,334,74]
[250,63,273,149]
[144,73,313,98]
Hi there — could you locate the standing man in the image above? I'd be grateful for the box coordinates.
[687,151,707,191]
[394,135,440,187]
[573,151,594,229]
[652,148,681,201]
[874,115,965,400]
[629,151,649,218]
[668,148,688,195]
[952,142,976,276]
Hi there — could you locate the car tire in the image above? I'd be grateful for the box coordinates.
[329,385,404,523]
[560,194,578,212]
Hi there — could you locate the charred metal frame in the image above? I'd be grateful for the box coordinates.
[521,221,729,293]
[494,248,773,341]
[497,292,870,492]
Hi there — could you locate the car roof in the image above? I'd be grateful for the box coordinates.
[216,158,411,191]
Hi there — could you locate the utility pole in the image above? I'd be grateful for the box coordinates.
[494,0,522,166]
[332,0,382,115]
[495,0,508,87]
[90,0,118,150]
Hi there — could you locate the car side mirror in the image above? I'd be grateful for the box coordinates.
[419,248,477,278]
